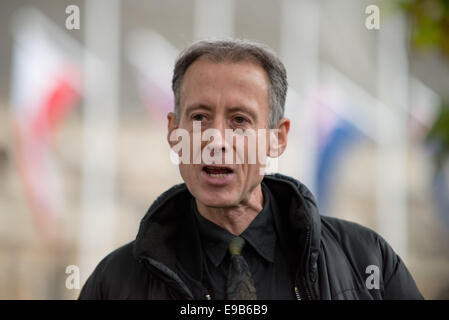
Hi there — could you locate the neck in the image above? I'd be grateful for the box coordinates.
[196,184,264,235]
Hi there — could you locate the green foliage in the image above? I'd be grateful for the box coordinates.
[398,1,449,168]
[398,0,449,57]
[427,101,449,169]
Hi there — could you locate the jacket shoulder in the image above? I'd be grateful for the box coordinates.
[321,216,382,248]
[321,215,398,276]
[320,216,423,299]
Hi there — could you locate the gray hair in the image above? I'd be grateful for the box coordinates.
[171,39,288,128]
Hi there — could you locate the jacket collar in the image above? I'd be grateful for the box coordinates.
[133,173,321,283]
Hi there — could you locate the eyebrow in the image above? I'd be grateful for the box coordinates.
[184,103,213,116]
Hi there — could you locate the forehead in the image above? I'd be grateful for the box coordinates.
[179,57,269,110]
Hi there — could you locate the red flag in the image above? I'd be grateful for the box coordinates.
[10,9,81,242]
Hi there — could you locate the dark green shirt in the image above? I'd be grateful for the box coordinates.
[193,183,296,300]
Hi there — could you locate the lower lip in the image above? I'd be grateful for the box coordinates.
[200,170,234,186]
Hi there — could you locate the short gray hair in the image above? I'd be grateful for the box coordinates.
[171,39,288,128]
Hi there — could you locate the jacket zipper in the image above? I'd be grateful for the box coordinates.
[294,279,312,300]
[303,227,313,300]
[294,227,313,300]
[303,276,313,300]
[294,286,301,300]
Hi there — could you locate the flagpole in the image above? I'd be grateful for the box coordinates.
[79,0,121,286]
[280,0,320,194]
[376,13,409,261]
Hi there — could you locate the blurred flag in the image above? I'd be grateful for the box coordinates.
[9,7,82,242]
[311,86,363,214]
[126,29,178,123]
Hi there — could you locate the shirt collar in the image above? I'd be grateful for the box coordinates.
[193,182,277,267]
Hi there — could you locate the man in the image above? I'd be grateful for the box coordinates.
[79,39,423,300]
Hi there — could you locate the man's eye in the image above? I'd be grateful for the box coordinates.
[234,116,248,124]
[192,114,206,121]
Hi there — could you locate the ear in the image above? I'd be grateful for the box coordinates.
[167,112,179,149]
[268,117,290,158]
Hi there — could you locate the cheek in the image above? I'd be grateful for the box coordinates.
[179,164,197,181]
[238,164,260,183]
[250,163,265,181]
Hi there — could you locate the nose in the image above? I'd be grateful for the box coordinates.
[204,116,229,160]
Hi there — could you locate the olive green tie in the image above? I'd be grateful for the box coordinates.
[227,236,257,300]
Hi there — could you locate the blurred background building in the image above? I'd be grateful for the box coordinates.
[0,0,448,299]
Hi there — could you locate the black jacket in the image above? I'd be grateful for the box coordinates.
[79,174,423,300]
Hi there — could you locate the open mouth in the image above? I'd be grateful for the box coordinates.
[202,165,234,178]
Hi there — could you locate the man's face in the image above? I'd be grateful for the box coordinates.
[168,57,287,208]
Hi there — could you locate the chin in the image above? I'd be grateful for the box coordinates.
[195,190,238,208]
